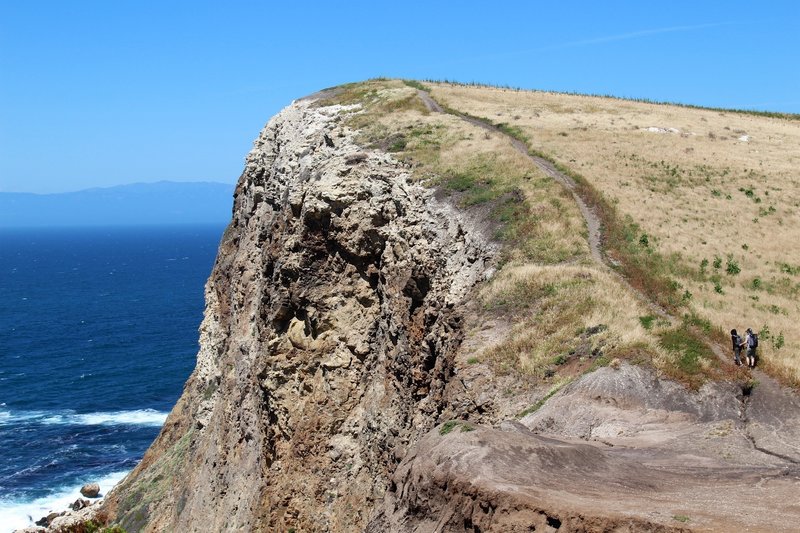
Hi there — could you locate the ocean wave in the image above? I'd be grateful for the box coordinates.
[0,470,129,532]
[0,408,168,427]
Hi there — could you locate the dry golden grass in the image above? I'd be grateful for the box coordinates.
[478,263,677,377]
[431,82,800,383]
[320,81,712,379]
[316,80,728,386]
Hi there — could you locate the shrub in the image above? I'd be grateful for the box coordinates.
[726,257,741,275]
[639,315,656,330]
[439,421,459,435]
[774,332,785,350]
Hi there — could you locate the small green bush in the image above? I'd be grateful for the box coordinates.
[726,257,741,275]
[440,421,459,435]
[774,332,785,349]
[639,315,656,330]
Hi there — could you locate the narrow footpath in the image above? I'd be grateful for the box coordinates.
[416,88,800,468]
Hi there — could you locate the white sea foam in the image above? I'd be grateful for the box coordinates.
[0,470,129,532]
[0,409,168,427]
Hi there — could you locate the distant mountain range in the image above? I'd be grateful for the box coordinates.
[0,181,236,227]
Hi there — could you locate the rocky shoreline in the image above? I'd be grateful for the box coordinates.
[14,483,107,533]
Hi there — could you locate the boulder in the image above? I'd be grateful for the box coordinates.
[70,497,91,510]
[80,482,100,498]
[34,511,62,527]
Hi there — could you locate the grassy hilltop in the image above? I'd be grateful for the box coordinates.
[319,78,800,387]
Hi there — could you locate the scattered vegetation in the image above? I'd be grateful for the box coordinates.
[429,79,800,385]
[318,79,800,386]
[517,379,573,418]
[439,420,476,435]
[116,429,195,531]
[85,524,127,533]
[658,323,719,389]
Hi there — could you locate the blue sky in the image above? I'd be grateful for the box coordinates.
[1,1,798,193]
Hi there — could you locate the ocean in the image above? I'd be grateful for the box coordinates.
[0,225,224,530]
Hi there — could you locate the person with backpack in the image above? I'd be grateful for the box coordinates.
[745,328,758,369]
[731,329,744,366]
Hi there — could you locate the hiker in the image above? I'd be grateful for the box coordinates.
[731,329,744,366]
[745,328,758,369]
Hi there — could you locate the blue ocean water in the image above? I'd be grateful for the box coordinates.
[0,225,224,529]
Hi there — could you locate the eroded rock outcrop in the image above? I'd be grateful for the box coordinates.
[104,96,495,532]
[371,364,800,532]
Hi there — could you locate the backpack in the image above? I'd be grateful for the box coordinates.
[751,333,758,349]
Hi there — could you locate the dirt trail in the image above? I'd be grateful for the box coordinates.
[418,89,800,469]
[417,89,671,320]
[419,90,603,260]
[418,89,602,261]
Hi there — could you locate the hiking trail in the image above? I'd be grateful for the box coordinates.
[418,88,800,469]
[417,89,667,320]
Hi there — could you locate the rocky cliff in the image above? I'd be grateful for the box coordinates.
[93,82,800,533]
[103,95,495,531]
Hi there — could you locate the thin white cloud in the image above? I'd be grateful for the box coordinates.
[454,21,733,65]
[541,22,733,51]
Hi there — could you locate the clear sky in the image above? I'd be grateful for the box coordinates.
[1,1,798,193]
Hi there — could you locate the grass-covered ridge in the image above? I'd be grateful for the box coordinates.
[420,78,800,121]
[314,79,776,389]
[430,80,800,386]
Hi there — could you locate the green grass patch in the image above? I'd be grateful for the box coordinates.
[439,420,475,435]
[439,421,459,435]
[658,325,718,388]
[639,315,656,330]
[402,79,430,91]
[495,122,530,143]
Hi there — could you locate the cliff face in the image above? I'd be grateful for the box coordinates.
[100,82,800,533]
[107,96,495,532]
